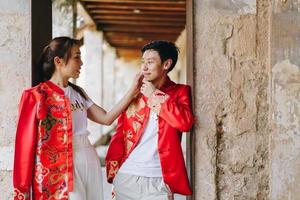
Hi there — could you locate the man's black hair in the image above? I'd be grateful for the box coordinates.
[141,40,179,72]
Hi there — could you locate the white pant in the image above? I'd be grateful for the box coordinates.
[68,135,104,200]
[113,172,174,200]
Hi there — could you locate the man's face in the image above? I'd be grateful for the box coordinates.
[141,49,166,84]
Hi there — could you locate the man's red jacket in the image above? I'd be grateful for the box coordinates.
[105,76,194,195]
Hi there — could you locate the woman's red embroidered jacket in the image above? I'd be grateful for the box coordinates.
[105,76,194,195]
[13,81,73,200]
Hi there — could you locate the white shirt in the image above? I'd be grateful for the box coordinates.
[62,85,94,135]
[119,111,162,177]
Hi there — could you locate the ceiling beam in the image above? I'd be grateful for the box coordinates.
[92,15,185,22]
[97,20,185,26]
[106,37,178,43]
[107,38,177,47]
[116,48,141,59]
[104,31,179,37]
[88,10,185,16]
[110,43,146,49]
[99,24,184,34]
[82,0,185,5]
[85,5,185,11]
[105,32,178,40]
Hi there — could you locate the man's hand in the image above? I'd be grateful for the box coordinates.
[141,79,156,97]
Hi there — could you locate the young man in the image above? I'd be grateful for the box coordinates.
[105,40,194,200]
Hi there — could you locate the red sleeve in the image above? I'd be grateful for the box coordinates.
[105,113,125,183]
[13,90,38,200]
[147,85,194,132]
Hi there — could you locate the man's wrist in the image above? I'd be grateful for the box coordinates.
[147,89,169,114]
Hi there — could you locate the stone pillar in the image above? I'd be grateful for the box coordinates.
[0,2,31,198]
[52,0,76,37]
[270,1,300,199]
[192,0,270,199]
[79,29,104,144]
[102,43,117,134]
[0,0,51,199]
[173,29,187,84]
[114,58,140,102]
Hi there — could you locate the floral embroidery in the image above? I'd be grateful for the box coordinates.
[36,125,50,155]
[148,89,169,114]
[14,188,28,200]
[135,113,145,122]
[35,162,50,183]
[124,130,134,154]
[41,114,57,131]
[126,98,146,118]
[132,121,142,134]
[108,161,119,180]
[58,133,68,144]
[49,173,67,185]
[43,144,60,164]
[49,186,68,199]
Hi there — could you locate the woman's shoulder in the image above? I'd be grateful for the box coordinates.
[19,87,39,103]
[22,83,40,94]
[21,82,50,99]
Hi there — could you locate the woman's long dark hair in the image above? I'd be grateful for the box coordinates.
[36,36,87,100]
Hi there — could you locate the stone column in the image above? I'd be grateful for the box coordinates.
[0,0,51,199]
[192,0,270,199]
[79,29,104,144]
[114,58,140,102]
[174,29,187,84]
[102,43,117,134]
[270,1,300,199]
[52,0,76,37]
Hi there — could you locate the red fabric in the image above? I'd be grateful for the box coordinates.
[13,81,73,200]
[106,77,194,195]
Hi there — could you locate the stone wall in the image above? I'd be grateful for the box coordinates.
[270,0,300,199]
[193,0,270,199]
[52,0,76,37]
[0,1,31,199]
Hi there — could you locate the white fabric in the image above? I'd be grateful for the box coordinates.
[61,85,93,135]
[119,111,162,177]
[113,172,173,200]
[68,135,104,200]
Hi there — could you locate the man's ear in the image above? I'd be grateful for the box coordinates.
[163,59,172,71]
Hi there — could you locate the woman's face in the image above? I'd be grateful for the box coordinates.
[61,45,83,79]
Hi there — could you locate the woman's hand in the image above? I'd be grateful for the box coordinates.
[88,72,144,125]
[128,72,144,99]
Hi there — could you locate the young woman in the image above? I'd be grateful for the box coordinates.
[13,36,142,200]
